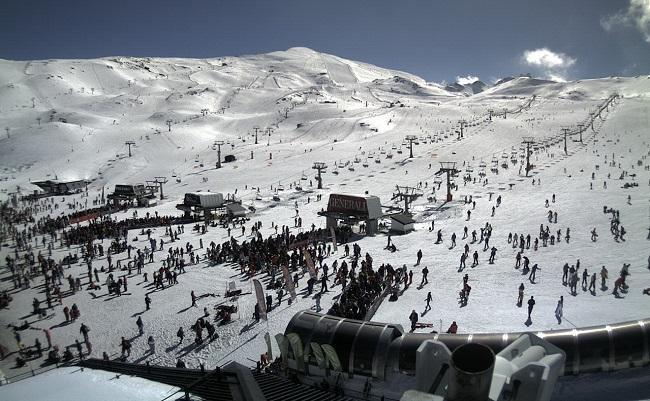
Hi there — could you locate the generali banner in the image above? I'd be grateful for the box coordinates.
[327,194,368,217]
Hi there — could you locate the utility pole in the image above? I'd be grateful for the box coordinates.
[154,176,168,200]
[522,137,535,177]
[405,135,417,158]
[458,119,467,139]
[214,140,224,169]
[392,185,422,215]
[561,128,570,155]
[125,141,135,157]
[166,119,173,132]
[312,162,327,189]
[435,162,460,202]
[253,126,260,144]
[487,109,493,122]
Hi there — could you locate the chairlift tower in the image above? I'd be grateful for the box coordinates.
[522,137,535,177]
[561,128,570,155]
[312,162,327,189]
[253,126,260,144]
[436,162,460,202]
[165,119,173,132]
[458,119,467,139]
[392,185,423,214]
[125,141,135,157]
[154,176,168,200]
[487,109,493,122]
[214,140,225,169]
[266,127,274,146]
[577,124,584,143]
[405,135,417,158]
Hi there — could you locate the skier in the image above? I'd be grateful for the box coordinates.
[420,266,429,286]
[562,263,569,285]
[446,321,458,334]
[529,264,540,283]
[79,323,90,343]
[409,309,418,332]
[136,316,144,335]
[314,292,322,312]
[416,249,423,266]
[191,290,197,307]
[589,273,597,293]
[582,269,589,291]
[517,283,524,307]
[320,274,328,293]
[555,296,563,324]
[591,228,598,242]
[177,327,184,343]
[145,294,151,310]
[489,247,497,264]
[527,296,535,319]
[613,276,625,297]
[147,335,155,354]
[425,292,432,312]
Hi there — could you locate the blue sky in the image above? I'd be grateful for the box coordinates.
[1,0,649,83]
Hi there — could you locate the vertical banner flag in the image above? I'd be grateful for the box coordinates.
[282,265,297,300]
[303,249,317,278]
[253,279,267,321]
[330,227,338,252]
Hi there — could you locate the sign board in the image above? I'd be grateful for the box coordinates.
[326,194,382,220]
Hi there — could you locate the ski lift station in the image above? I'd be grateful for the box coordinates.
[318,193,387,235]
[31,179,89,196]
[176,192,225,220]
[107,184,156,207]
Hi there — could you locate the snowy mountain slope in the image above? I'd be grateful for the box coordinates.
[478,75,650,99]
[1,49,649,400]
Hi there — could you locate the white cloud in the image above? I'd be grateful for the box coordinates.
[546,73,568,83]
[456,75,479,85]
[601,0,650,43]
[523,48,576,69]
[521,48,576,81]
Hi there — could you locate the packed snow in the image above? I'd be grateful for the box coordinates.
[1,48,649,391]
[0,367,181,401]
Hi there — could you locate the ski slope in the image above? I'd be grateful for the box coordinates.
[1,48,649,395]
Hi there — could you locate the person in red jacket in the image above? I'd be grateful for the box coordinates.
[446,321,458,334]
